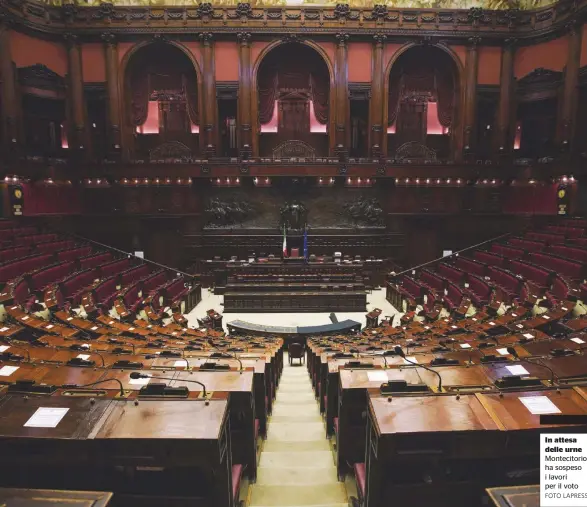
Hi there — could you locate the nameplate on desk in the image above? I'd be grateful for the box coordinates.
[128,327,135,331]
[24,407,69,428]
[489,322,496,326]
[21,316,29,321]
[174,360,187,367]
[519,395,560,415]
[0,365,18,376]
[562,307,568,311]
[542,315,551,320]
[91,326,98,331]
[424,326,430,330]
[0,327,8,333]
[506,365,530,376]
[571,337,585,344]
[109,321,115,325]
[460,343,472,349]
[523,333,534,339]
[496,348,510,356]
[0,346,9,353]
[129,376,151,385]
[76,354,90,360]
[67,317,73,321]
[472,318,478,322]
[46,324,54,329]
[367,371,388,382]
[512,313,517,317]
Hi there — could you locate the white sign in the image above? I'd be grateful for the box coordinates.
[520,396,560,415]
[460,343,472,349]
[45,324,54,330]
[21,316,29,321]
[571,337,585,344]
[523,333,534,339]
[516,324,524,329]
[129,376,151,385]
[91,326,98,331]
[173,360,187,367]
[0,345,9,352]
[0,365,19,376]
[404,356,418,364]
[67,317,73,321]
[543,315,551,320]
[489,322,496,326]
[0,327,9,332]
[24,407,69,428]
[496,348,510,356]
[541,433,587,506]
[76,354,90,360]
[367,371,389,382]
[506,365,530,376]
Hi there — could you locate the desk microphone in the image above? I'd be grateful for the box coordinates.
[207,339,243,373]
[67,350,106,367]
[129,371,207,396]
[506,347,558,386]
[394,346,443,392]
[2,342,31,362]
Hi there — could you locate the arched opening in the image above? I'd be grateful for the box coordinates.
[124,43,200,160]
[386,45,460,161]
[256,43,330,159]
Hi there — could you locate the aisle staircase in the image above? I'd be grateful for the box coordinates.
[248,354,348,507]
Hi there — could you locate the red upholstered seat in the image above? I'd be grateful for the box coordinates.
[232,464,243,502]
[354,462,366,499]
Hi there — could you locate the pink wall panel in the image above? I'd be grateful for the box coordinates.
[215,42,239,81]
[10,31,67,76]
[81,43,106,82]
[477,46,501,85]
[515,37,568,78]
[348,43,372,82]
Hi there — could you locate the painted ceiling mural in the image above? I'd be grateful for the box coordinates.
[44,0,553,10]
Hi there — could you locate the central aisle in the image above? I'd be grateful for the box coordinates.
[248,355,348,507]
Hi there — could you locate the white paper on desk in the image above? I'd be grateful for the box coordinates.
[516,324,524,329]
[512,313,517,317]
[76,354,90,360]
[129,376,151,385]
[173,360,187,367]
[523,333,534,339]
[571,337,586,344]
[66,317,73,321]
[472,318,478,322]
[0,327,8,333]
[496,348,510,356]
[147,325,153,329]
[45,324,54,329]
[91,326,98,331]
[460,343,472,349]
[109,321,114,325]
[562,307,568,311]
[542,315,551,320]
[489,322,496,326]
[21,316,29,321]
[519,396,561,415]
[404,356,418,364]
[451,325,457,329]
[172,332,177,336]
[0,366,19,376]
[128,327,135,331]
[506,365,530,376]
[424,326,430,330]
[0,345,9,352]
[24,407,69,428]
[367,371,388,382]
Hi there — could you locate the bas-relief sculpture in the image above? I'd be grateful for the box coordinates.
[42,0,553,9]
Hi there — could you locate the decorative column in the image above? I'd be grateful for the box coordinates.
[102,33,121,152]
[462,36,480,156]
[65,33,89,153]
[495,38,516,155]
[0,22,20,151]
[335,33,349,158]
[237,32,252,159]
[200,32,217,158]
[370,33,386,158]
[557,20,582,152]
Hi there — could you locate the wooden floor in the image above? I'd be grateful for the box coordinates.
[248,354,348,507]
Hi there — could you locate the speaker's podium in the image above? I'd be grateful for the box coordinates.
[285,248,304,263]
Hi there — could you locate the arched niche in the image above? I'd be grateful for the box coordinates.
[252,41,334,158]
[120,41,203,161]
[384,44,462,161]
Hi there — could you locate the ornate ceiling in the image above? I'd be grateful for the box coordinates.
[41,0,553,10]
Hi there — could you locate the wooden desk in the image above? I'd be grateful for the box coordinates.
[0,487,113,506]
[486,485,539,507]
[365,393,504,507]
[224,290,367,312]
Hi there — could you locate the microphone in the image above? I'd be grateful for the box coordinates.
[207,339,243,373]
[394,346,443,392]
[1,342,31,362]
[67,378,126,397]
[129,371,207,396]
[506,347,557,386]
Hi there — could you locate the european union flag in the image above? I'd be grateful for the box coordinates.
[303,225,308,260]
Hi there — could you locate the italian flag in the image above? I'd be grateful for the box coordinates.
[282,227,288,258]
